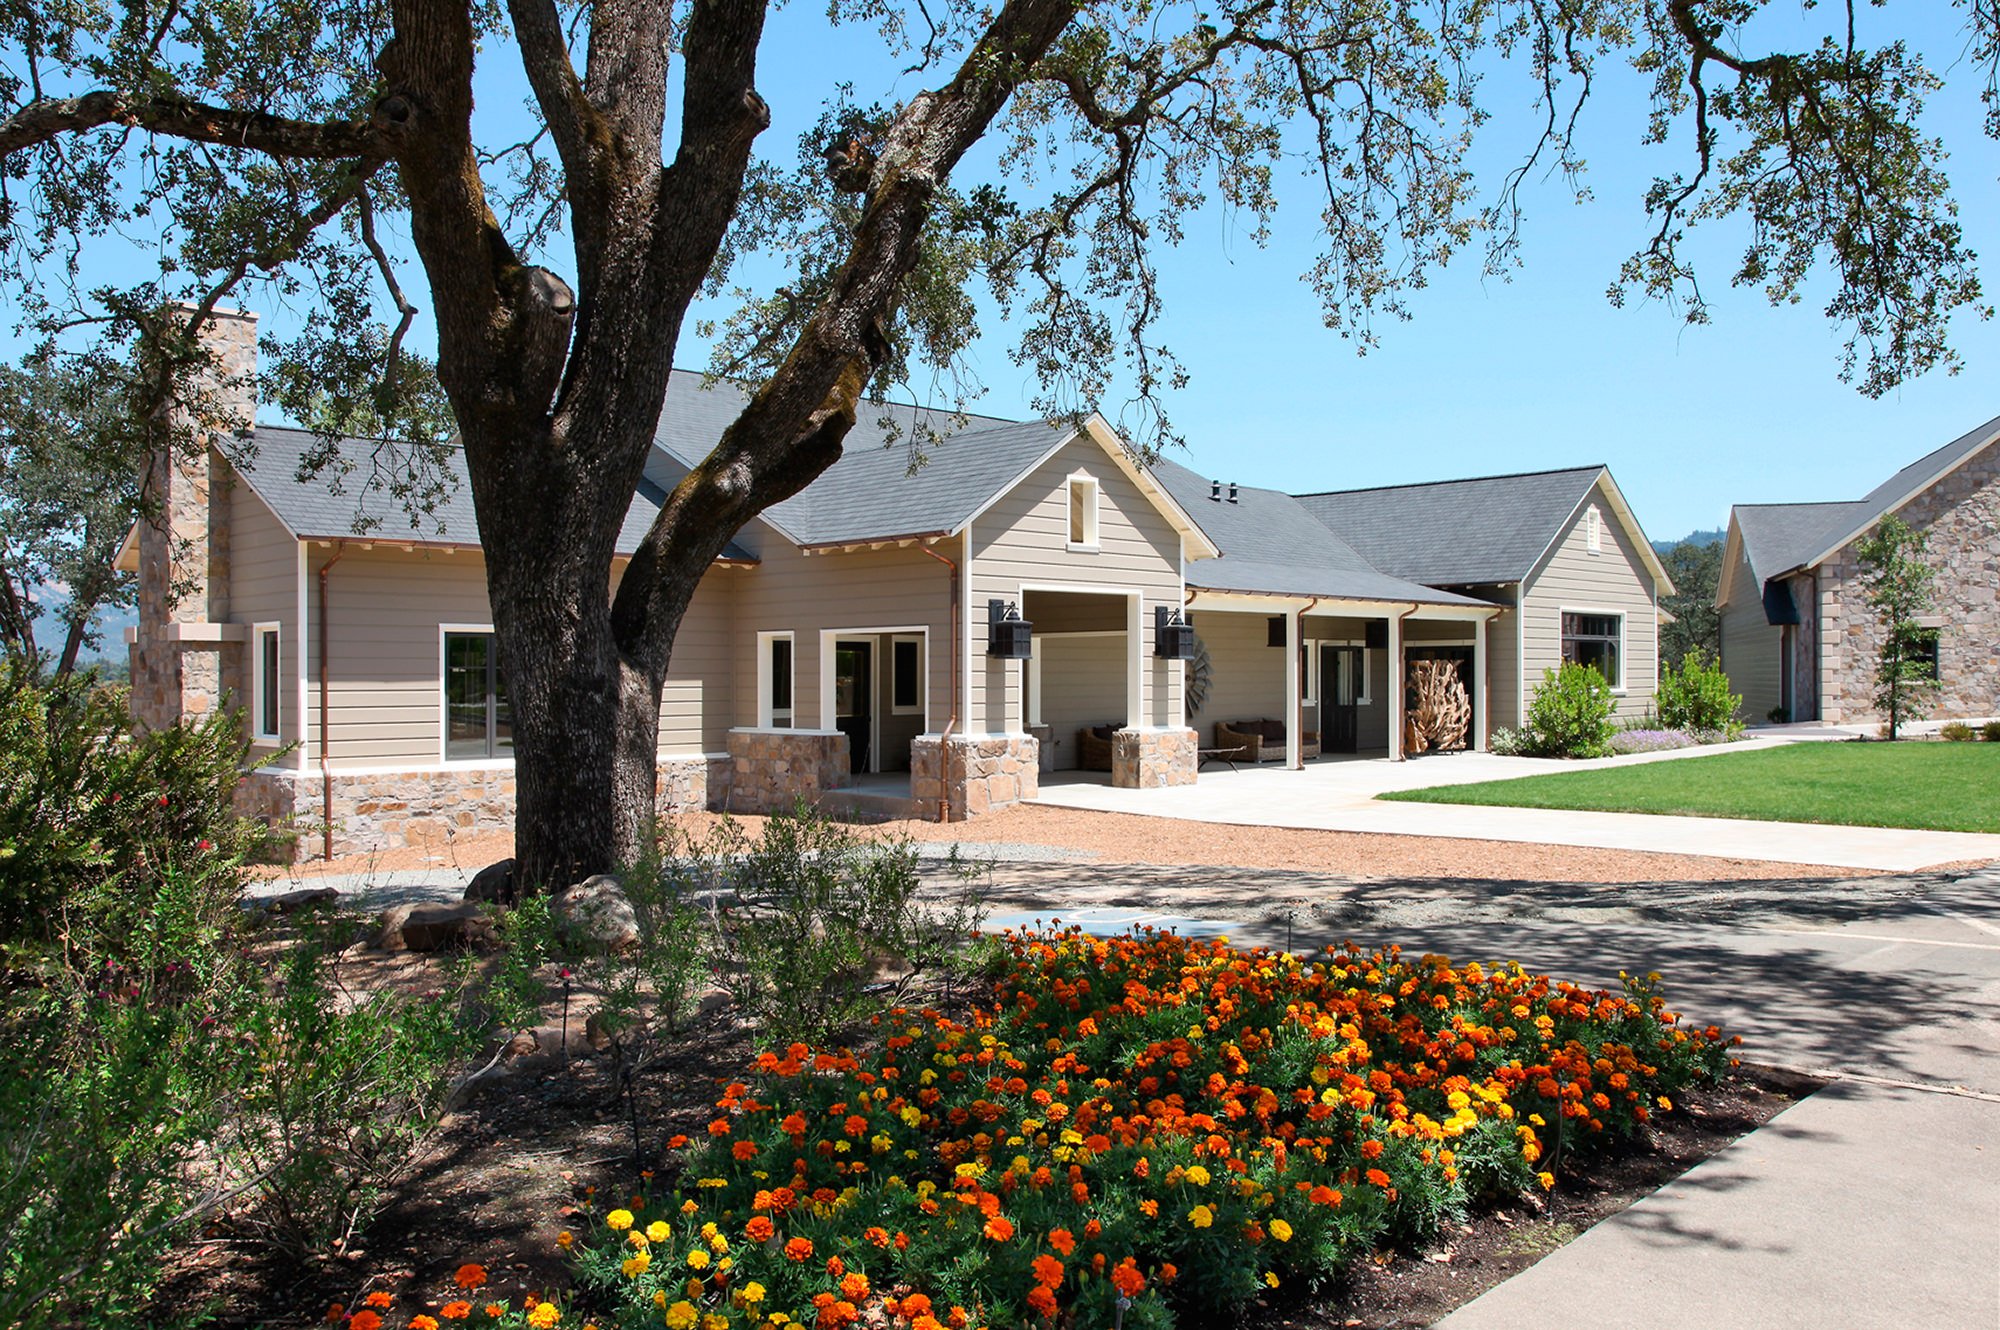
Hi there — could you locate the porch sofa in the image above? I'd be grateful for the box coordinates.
[1077,725,1118,772]
[1214,718,1320,764]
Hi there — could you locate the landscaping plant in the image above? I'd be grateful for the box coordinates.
[1519,662,1618,758]
[1653,650,1742,736]
[345,928,1736,1329]
[1853,515,1939,740]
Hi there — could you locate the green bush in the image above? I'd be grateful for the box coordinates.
[1520,662,1618,758]
[1940,721,1975,742]
[0,660,263,956]
[1984,720,2000,743]
[1655,650,1742,734]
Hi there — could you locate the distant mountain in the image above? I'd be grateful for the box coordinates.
[28,597,136,664]
[1652,527,1726,553]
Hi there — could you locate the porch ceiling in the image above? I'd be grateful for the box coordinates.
[1185,589,1503,620]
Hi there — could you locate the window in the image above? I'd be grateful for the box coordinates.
[1908,627,1941,681]
[1067,474,1100,548]
[759,632,794,727]
[1586,506,1602,555]
[443,631,512,760]
[1561,612,1622,688]
[891,636,922,714]
[252,623,281,740]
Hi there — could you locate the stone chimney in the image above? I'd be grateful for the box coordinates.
[130,308,258,731]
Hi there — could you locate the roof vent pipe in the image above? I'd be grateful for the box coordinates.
[1210,480,1220,501]
[1228,483,1239,504]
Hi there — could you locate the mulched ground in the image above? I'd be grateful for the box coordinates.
[153,927,1822,1330]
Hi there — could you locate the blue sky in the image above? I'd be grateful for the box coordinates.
[19,3,2000,547]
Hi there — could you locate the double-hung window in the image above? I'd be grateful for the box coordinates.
[443,631,513,760]
[1560,612,1622,689]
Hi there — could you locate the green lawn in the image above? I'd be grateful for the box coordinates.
[1380,741,2000,833]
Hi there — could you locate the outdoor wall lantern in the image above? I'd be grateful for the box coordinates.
[987,599,1035,658]
[1154,605,1197,659]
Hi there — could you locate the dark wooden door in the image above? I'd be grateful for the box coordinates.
[835,641,872,773]
[1321,646,1361,753]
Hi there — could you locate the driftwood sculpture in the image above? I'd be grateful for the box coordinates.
[1404,659,1472,755]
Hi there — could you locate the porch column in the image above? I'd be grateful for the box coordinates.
[1472,615,1489,752]
[1387,611,1404,761]
[1285,604,1304,770]
[1126,593,1144,728]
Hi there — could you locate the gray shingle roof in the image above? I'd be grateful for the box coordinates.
[235,425,756,562]
[1732,501,1868,587]
[646,371,1069,547]
[1291,466,1606,585]
[1153,459,1487,607]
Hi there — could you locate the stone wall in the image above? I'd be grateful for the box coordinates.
[1112,726,1198,789]
[660,754,733,814]
[1818,444,2000,723]
[910,734,1040,822]
[724,730,850,814]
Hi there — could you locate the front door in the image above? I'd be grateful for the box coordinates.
[1320,645,1361,754]
[834,640,873,773]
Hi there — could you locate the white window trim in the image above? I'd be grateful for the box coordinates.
[251,621,282,741]
[890,633,924,715]
[757,630,795,728]
[1066,472,1101,551]
[438,623,503,763]
[1558,605,1627,694]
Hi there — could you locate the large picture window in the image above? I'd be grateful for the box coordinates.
[1561,612,1623,688]
[443,631,512,760]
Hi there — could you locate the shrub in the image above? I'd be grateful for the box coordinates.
[471,930,1731,1330]
[1655,650,1741,734]
[1487,726,1532,756]
[1940,721,1975,742]
[1608,728,1697,756]
[1520,662,1617,758]
[1767,704,1790,724]
[1984,720,2000,743]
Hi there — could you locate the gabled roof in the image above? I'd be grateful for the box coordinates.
[1292,465,1612,586]
[230,426,757,562]
[646,372,1219,555]
[1731,501,1868,588]
[1153,460,1489,608]
[1787,412,2000,572]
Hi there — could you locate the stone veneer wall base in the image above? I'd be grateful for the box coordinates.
[910,734,1040,822]
[1112,727,1198,789]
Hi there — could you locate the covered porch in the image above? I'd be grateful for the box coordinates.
[1182,593,1504,769]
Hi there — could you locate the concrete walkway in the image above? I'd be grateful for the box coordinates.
[1029,741,2000,872]
[984,861,2000,1329]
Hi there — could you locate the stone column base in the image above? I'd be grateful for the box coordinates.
[658,754,733,814]
[724,730,851,814]
[1112,727,1198,789]
[910,734,1040,822]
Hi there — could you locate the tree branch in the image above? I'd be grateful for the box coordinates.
[0,89,388,161]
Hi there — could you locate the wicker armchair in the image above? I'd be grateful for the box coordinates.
[1076,725,1118,772]
[1212,721,1264,763]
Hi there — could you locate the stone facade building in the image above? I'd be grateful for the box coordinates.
[1718,417,2000,726]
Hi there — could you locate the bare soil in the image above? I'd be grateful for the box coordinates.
[254,801,1865,887]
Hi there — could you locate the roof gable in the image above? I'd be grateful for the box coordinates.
[1292,466,1609,585]
[1730,500,1867,587]
[1797,414,2000,569]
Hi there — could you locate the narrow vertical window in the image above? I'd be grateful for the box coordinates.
[1068,475,1100,547]
[891,636,922,714]
[443,631,512,759]
[760,632,795,727]
[253,624,281,740]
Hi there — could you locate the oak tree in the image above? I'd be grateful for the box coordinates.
[2,0,1992,884]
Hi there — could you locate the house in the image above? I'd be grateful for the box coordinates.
[123,311,1670,858]
[1292,466,1674,732]
[1716,417,2000,724]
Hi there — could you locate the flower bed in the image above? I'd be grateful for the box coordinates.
[339,928,1735,1330]
[1607,728,1700,756]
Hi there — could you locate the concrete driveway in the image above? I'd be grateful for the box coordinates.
[979,860,2000,1329]
[1029,740,2000,872]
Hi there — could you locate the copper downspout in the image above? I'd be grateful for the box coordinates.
[916,543,960,822]
[317,543,347,860]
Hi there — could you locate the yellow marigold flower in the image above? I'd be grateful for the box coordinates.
[1269,1219,1293,1242]
[687,1249,711,1270]
[621,1251,650,1277]
[664,1302,698,1330]
[1185,1165,1210,1186]
[739,1282,767,1306]
[1188,1204,1214,1229]
[526,1304,561,1329]
[1264,1272,1280,1288]
[556,1230,574,1249]
[647,1221,671,1243]
[709,1233,729,1253]
[605,1209,634,1232]
[1537,1172,1556,1190]
[702,1317,728,1330]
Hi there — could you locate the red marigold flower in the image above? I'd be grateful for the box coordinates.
[454,1264,488,1290]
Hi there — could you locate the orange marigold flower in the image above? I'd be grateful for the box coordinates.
[412,1318,440,1330]
[1026,1285,1058,1317]
[1031,1254,1064,1289]
[784,1236,815,1262]
[441,1304,473,1321]
[1110,1258,1145,1298]
[840,1272,869,1300]
[732,1140,759,1161]
[1365,1168,1392,1188]
[1159,1262,1178,1284]
[454,1264,489,1290]
[324,1305,344,1325]
[1047,1228,1075,1256]
[983,1214,1015,1242]
[745,1216,775,1243]
[1360,1139,1384,1160]
[365,1292,396,1309]
[349,1315,383,1330]
[781,1112,808,1135]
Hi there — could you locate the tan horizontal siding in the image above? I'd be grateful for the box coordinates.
[659,573,734,752]
[226,479,300,759]
[1718,535,1782,721]
[968,435,1183,733]
[1522,486,1660,719]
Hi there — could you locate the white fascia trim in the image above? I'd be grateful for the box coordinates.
[1798,421,2000,572]
[1713,521,1746,610]
[1522,470,1673,595]
[296,542,312,772]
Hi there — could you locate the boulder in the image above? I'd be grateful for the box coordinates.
[552,874,641,954]
[377,901,495,953]
[256,886,340,914]
[464,857,517,904]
